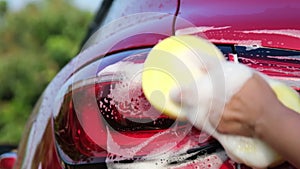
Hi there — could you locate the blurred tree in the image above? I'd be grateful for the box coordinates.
[0,0,7,16]
[0,0,93,144]
[0,0,7,26]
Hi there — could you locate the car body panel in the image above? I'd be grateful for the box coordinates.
[176,0,300,50]
[14,0,300,168]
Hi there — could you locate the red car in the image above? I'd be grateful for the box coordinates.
[5,0,300,168]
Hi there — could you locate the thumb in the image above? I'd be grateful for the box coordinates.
[209,109,222,129]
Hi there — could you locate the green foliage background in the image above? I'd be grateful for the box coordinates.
[0,0,93,144]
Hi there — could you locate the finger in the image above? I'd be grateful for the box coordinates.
[210,108,253,136]
[211,112,253,137]
[209,110,222,128]
[210,106,244,126]
[216,120,253,137]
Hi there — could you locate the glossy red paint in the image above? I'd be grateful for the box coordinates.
[31,120,62,168]
[15,0,300,168]
[234,46,300,92]
[176,0,300,50]
[54,70,218,164]
[0,152,16,169]
[15,13,174,165]
[101,0,178,26]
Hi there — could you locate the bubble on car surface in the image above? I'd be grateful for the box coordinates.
[97,53,163,123]
[96,52,219,167]
[105,125,176,159]
[105,143,228,169]
[101,69,229,167]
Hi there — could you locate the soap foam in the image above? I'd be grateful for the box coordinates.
[99,55,229,169]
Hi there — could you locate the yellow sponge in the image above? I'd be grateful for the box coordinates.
[142,35,224,119]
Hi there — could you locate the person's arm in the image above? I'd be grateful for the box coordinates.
[209,73,300,168]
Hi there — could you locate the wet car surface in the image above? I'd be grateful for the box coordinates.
[12,0,300,168]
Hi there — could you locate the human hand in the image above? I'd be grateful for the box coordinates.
[209,73,281,138]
